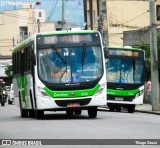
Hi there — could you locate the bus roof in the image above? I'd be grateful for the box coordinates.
[107,46,143,51]
[40,30,99,36]
[12,35,35,52]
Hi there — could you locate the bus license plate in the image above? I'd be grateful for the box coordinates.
[115,97,124,101]
[67,103,80,108]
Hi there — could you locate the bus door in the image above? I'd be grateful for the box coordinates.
[20,49,28,108]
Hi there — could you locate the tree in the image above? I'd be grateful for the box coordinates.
[5,65,13,81]
[136,33,160,81]
[156,33,160,80]
[140,44,151,81]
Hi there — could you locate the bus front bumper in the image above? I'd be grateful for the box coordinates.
[36,94,106,110]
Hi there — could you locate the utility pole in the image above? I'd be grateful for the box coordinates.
[83,0,87,30]
[37,19,40,33]
[61,0,65,30]
[149,0,160,111]
[13,0,16,10]
[12,37,15,47]
[89,0,93,30]
[97,0,108,46]
[98,0,103,39]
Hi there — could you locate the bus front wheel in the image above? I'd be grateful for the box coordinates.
[108,104,115,112]
[127,105,135,113]
[29,110,35,117]
[35,110,44,119]
[116,106,121,112]
[1,102,5,106]
[66,110,74,116]
[19,94,28,118]
[88,107,97,118]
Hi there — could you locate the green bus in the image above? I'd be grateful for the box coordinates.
[12,30,107,119]
[105,46,145,113]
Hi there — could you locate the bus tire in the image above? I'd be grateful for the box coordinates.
[66,110,74,116]
[29,90,35,117]
[1,102,5,106]
[35,110,44,119]
[108,104,115,112]
[8,96,12,104]
[19,93,28,118]
[88,107,97,118]
[74,110,82,115]
[116,106,121,112]
[29,110,35,117]
[128,105,135,113]
[8,100,12,105]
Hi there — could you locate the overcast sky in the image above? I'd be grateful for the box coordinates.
[0,0,84,26]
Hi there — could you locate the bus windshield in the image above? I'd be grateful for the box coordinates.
[106,59,144,84]
[38,45,103,84]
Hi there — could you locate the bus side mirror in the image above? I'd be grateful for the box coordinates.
[31,51,36,65]
[104,47,109,59]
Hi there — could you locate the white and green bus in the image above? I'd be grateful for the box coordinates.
[105,46,145,113]
[12,30,107,119]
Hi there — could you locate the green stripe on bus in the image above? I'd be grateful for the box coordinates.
[44,84,100,98]
[107,89,140,96]
[13,37,34,52]
[41,30,97,36]
[107,46,139,50]
[16,76,29,108]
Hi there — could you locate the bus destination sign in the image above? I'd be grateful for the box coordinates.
[109,49,139,57]
[37,33,100,45]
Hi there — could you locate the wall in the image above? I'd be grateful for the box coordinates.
[0,7,55,56]
[107,0,150,46]
[123,28,160,46]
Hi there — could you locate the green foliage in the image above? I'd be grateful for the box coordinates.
[134,33,160,81]
[5,65,13,79]
[140,44,151,81]
[157,33,160,79]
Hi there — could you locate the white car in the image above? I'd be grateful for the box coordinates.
[8,84,14,104]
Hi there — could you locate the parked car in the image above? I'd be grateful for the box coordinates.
[8,84,14,104]
[5,85,10,91]
[4,86,10,101]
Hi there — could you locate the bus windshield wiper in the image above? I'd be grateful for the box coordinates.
[60,67,67,83]
[81,44,86,74]
[133,60,136,84]
[52,45,66,65]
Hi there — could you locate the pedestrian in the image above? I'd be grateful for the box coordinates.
[146,80,152,105]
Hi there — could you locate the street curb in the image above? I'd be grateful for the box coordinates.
[98,107,160,115]
[135,110,160,115]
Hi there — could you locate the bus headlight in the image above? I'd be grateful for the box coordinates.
[94,84,105,96]
[135,90,144,98]
[37,86,50,97]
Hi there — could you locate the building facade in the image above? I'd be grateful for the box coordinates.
[0,3,56,83]
[124,0,160,46]
[0,3,56,56]
[84,0,157,46]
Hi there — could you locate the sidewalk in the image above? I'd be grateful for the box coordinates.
[135,104,160,115]
[99,104,160,115]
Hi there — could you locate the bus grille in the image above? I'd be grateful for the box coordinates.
[55,98,91,107]
[107,95,134,102]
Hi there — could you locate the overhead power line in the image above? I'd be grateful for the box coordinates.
[120,11,149,26]
[0,39,12,41]
[0,12,45,21]
[47,0,58,21]
[0,45,13,47]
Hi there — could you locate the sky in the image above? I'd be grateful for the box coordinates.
[0,0,84,26]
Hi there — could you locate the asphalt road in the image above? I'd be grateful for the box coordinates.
[0,104,160,147]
